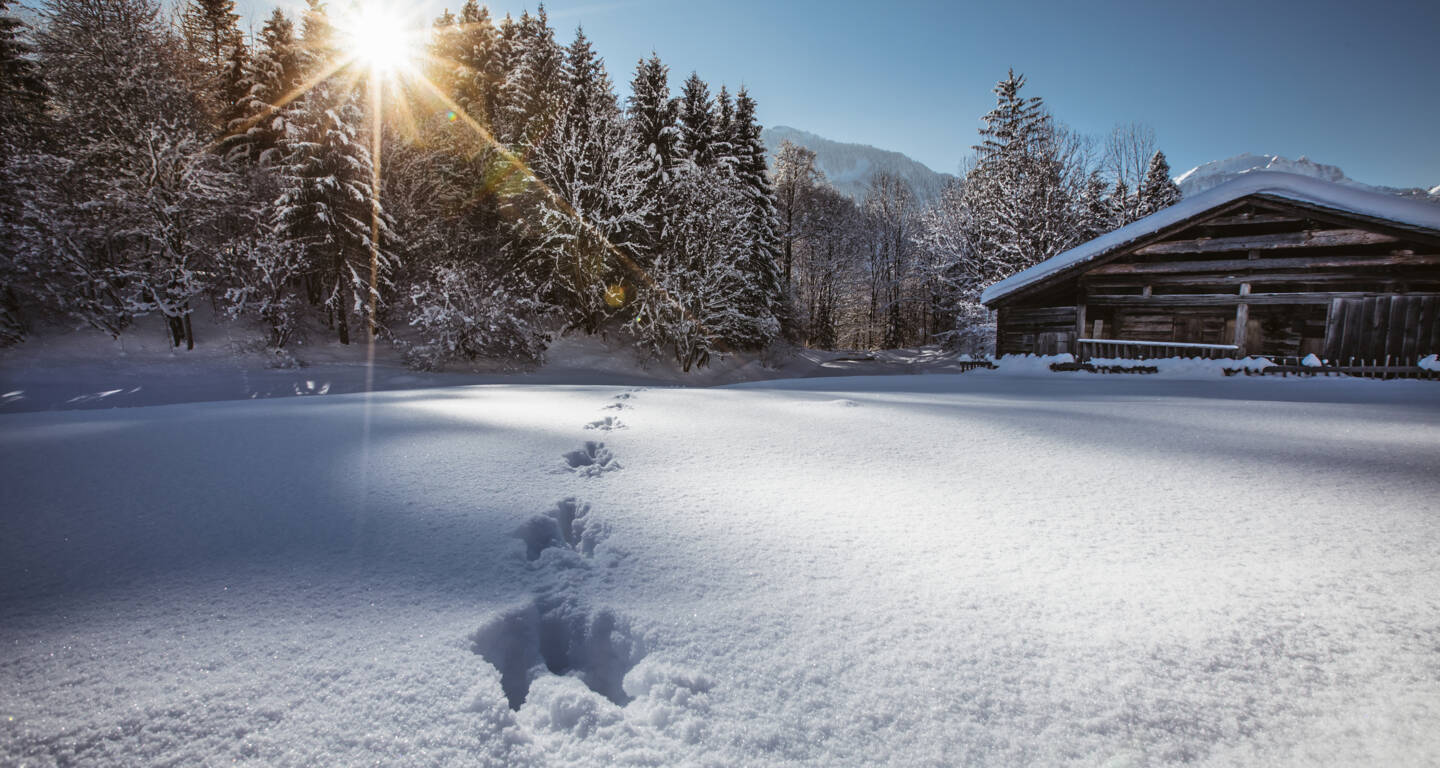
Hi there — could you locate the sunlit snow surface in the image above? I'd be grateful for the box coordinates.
[2,373,1438,766]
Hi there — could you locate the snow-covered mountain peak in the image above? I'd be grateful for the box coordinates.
[1175,153,1437,202]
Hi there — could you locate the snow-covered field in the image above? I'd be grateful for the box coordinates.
[2,370,1439,766]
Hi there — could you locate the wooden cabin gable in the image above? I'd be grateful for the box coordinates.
[992,195,1440,361]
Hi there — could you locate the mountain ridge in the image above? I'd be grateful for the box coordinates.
[761,125,953,204]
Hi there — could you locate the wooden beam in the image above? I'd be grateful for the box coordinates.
[1199,213,1306,227]
[1085,291,1409,307]
[1086,271,1440,288]
[1250,196,1440,251]
[1235,283,1251,355]
[1088,252,1440,276]
[1135,228,1401,256]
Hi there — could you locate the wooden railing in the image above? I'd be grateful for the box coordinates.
[1076,338,1239,362]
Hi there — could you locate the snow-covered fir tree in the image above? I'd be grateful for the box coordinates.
[674,72,715,168]
[1135,149,1182,218]
[494,5,566,154]
[962,70,1068,281]
[180,0,242,125]
[712,84,735,169]
[624,52,677,263]
[221,188,306,351]
[725,87,786,341]
[1108,179,1132,227]
[220,8,302,166]
[627,164,754,371]
[274,0,394,345]
[430,0,503,132]
[214,40,248,142]
[1076,169,1115,242]
[528,26,649,332]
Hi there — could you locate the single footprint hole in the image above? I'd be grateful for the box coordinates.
[585,416,625,431]
[563,442,620,474]
[470,597,647,710]
[515,498,608,560]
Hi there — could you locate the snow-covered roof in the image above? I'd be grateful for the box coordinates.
[980,171,1440,306]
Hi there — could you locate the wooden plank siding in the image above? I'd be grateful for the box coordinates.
[990,195,1440,363]
[1322,296,1440,364]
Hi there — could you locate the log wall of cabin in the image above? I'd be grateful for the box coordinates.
[992,199,1440,360]
[996,305,1078,356]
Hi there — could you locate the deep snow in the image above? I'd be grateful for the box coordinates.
[2,370,1439,766]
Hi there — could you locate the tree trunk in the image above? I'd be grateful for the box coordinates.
[337,304,350,345]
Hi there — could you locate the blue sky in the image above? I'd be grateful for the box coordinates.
[238,0,1440,189]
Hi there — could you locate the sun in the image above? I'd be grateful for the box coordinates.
[338,2,421,76]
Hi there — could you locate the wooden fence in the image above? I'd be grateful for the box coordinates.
[1075,338,1238,362]
[1230,356,1440,380]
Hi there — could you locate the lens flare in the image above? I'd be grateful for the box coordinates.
[604,285,627,308]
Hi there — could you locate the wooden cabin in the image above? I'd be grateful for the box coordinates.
[980,172,1440,364]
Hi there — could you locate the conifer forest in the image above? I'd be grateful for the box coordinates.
[0,0,1185,368]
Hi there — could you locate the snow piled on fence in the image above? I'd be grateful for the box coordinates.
[1085,355,1277,376]
[985,353,1277,377]
[3,372,1440,766]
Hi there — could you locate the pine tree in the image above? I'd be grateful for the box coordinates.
[1077,169,1113,241]
[726,87,786,342]
[215,41,247,142]
[628,164,752,371]
[180,0,242,125]
[430,0,501,129]
[1135,149,1182,218]
[625,52,676,262]
[495,5,567,153]
[221,9,302,166]
[675,72,714,168]
[960,70,1075,288]
[713,84,734,168]
[1109,179,1131,227]
[528,27,647,332]
[298,0,336,75]
[275,0,394,345]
